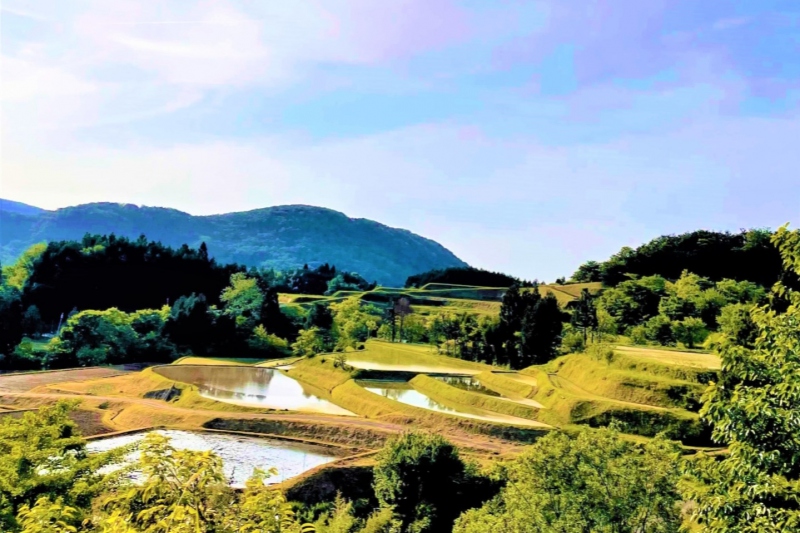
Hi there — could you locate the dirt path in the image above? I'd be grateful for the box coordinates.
[0,368,130,392]
[0,391,522,455]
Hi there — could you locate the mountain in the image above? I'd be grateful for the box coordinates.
[0,201,467,285]
[0,199,46,216]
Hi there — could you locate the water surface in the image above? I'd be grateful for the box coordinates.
[434,375,501,396]
[361,381,547,427]
[154,365,354,416]
[87,429,339,487]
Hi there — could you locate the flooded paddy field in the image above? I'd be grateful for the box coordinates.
[358,380,547,427]
[87,429,341,487]
[153,365,355,416]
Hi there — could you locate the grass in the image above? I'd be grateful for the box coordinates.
[476,371,538,399]
[346,340,494,373]
[173,356,265,366]
[283,358,355,392]
[40,368,262,414]
[549,354,706,410]
[612,345,721,370]
[525,282,603,306]
[410,375,541,420]
[512,351,714,446]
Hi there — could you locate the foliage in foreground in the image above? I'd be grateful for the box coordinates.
[454,426,682,533]
[681,225,800,532]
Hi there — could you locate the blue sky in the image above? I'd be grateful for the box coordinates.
[2,1,799,281]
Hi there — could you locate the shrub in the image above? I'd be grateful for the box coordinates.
[560,330,586,353]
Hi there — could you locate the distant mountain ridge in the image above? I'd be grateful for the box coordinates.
[0,200,467,285]
[0,199,46,216]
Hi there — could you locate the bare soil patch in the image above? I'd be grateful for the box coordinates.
[0,368,129,393]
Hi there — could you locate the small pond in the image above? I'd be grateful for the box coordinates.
[154,365,354,416]
[87,429,340,487]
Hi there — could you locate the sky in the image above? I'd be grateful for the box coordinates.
[2,1,799,281]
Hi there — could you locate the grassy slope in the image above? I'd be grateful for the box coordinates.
[517,348,714,445]
[41,368,260,414]
[476,372,538,399]
[410,375,541,420]
[550,354,706,410]
[347,340,494,373]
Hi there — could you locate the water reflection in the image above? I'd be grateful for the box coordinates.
[153,365,354,416]
[361,381,543,426]
[433,376,500,397]
[87,429,339,487]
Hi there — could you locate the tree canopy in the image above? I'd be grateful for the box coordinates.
[572,229,783,287]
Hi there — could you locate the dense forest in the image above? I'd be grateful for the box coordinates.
[0,201,467,286]
[404,266,533,288]
[572,229,783,287]
[0,227,790,372]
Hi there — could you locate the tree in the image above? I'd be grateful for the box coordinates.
[0,286,24,356]
[570,288,597,342]
[681,225,800,532]
[372,432,482,533]
[330,297,381,349]
[671,316,707,348]
[455,426,682,533]
[716,302,758,348]
[292,327,326,357]
[248,324,290,358]
[516,292,564,368]
[164,294,215,355]
[570,260,602,282]
[393,298,413,342]
[21,305,44,337]
[221,273,264,330]
[0,402,121,532]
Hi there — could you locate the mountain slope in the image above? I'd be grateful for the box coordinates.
[0,199,46,216]
[0,201,467,285]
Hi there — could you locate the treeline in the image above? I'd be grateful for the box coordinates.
[565,271,766,351]
[405,266,534,289]
[572,228,783,287]
[0,235,371,370]
[296,285,566,370]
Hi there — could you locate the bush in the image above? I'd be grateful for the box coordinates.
[560,330,586,353]
[587,343,615,363]
[629,325,648,345]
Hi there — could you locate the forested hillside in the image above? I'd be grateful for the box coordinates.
[571,229,783,287]
[0,201,467,286]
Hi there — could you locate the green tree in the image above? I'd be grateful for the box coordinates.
[454,426,682,533]
[570,288,597,342]
[248,324,291,357]
[670,316,707,348]
[716,302,758,348]
[21,306,44,337]
[372,432,475,533]
[643,314,676,346]
[330,297,381,349]
[681,225,800,532]
[0,402,120,532]
[517,292,563,368]
[292,327,327,356]
[221,273,264,330]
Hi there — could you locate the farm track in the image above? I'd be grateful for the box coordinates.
[0,368,130,392]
